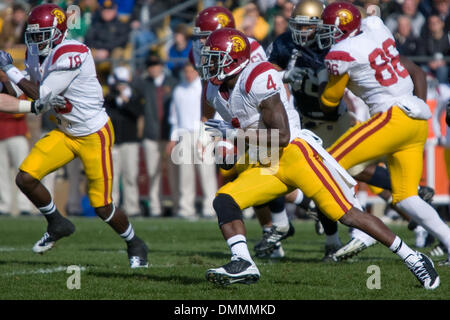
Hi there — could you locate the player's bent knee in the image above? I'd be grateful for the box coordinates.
[338,207,360,228]
[213,193,242,226]
[15,170,39,191]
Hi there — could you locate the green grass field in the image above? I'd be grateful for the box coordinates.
[0,216,448,300]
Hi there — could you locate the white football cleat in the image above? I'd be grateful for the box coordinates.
[206,256,260,285]
[32,232,56,254]
[404,252,440,290]
[334,238,375,261]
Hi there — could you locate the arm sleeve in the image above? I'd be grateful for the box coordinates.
[40,69,80,101]
[320,73,350,108]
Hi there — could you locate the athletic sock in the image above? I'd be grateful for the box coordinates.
[389,236,416,260]
[351,227,377,246]
[271,209,289,229]
[38,200,61,223]
[227,234,253,263]
[293,189,304,205]
[325,232,341,247]
[397,196,450,253]
[120,224,136,242]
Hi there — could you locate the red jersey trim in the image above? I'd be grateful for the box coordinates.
[245,62,275,94]
[250,40,261,53]
[325,50,356,62]
[52,44,89,65]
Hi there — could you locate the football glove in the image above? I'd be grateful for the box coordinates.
[31,94,66,115]
[282,67,307,91]
[205,119,238,139]
[0,50,13,71]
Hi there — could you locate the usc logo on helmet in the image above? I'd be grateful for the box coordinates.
[52,8,66,24]
[337,9,353,26]
[230,36,246,52]
[215,13,230,28]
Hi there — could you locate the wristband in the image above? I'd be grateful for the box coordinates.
[5,65,25,84]
[18,100,32,113]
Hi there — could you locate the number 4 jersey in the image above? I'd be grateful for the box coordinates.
[25,39,108,136]
[324,16,431,119]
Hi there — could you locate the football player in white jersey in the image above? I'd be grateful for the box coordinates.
[199,27,439,289]
[0,4,148,268]
[318,2,450,266]
[190,6,295,259]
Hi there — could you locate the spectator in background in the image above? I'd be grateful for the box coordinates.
[105,66,143,217]
[385,0,425,38]
[432,0,449,32]
[0,3,27,50]
[418,15,449,84]
[394,15,419,56]
[84,0,130,61]
[167,62,217,219]
[98,0,136,22]
[264,0,289,33]
[166,24,192,80]
[262,13,288,49]
[281,0,294,21]
[129,0,156,66]
[0,73,32,216]
[378,0,402,20]
[135,55,178,217]
[234,1,269,41]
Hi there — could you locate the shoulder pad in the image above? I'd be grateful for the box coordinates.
[49,43,89,71]
[244,62,277,94]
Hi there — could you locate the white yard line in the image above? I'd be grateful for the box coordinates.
[0,247,30,252]
[2,266,86,277]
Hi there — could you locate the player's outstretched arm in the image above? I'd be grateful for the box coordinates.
[0,93,66,114]
[400,55,427,102]
[0,93,26,113]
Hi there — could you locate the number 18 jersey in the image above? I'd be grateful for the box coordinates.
[325,16,416,116]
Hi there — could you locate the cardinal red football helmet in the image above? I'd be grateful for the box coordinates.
[200,28,250,85]
[193,6,236,36]
[317,2,361,49]
[25,4,68,56]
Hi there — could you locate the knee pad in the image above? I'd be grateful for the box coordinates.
[213,194,242,226]
[267,196,285,213]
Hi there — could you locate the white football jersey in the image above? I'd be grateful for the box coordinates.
[205,61,301,142]
[25,39,107,136]
[325,16,430,119]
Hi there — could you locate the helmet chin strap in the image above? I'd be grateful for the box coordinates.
[218,58,249,81]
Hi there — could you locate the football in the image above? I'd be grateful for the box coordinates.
[214,139,237,170]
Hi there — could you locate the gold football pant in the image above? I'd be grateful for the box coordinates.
[327,106,428,204]
[20,119,115,208]
[217,138,356,221]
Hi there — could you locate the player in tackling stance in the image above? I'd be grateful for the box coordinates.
[200,27,439,289]
[0,4,148,268]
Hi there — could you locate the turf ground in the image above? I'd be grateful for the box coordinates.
[0,216,448,300]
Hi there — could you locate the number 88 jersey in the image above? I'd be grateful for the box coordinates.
[324,16,414,116]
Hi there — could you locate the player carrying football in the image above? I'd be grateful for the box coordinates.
[200,27,439,289]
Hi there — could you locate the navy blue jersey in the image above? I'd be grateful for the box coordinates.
[268,31,339,121]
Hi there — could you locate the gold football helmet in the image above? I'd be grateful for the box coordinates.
[289,0,326,47]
